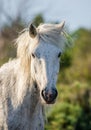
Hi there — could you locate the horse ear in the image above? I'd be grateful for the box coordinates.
[56,21,65,31]
[59,21,65,27]
[29,24,37,38]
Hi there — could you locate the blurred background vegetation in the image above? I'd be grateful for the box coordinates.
[0,14,91,130]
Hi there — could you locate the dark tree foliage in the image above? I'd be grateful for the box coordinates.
[33,14,44,27]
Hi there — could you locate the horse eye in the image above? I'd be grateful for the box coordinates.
[58,52,61,58]
[32,53,35,58]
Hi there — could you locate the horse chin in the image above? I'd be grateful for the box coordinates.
[40,97,56,105]
[45,100,56,105]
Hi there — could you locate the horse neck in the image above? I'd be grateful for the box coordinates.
[16,78,44,129]
[14,60,44,128]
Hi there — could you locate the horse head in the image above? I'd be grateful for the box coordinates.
[29,22,65,104]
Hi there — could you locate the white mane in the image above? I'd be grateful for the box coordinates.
[37,23,66,51]
[16,22,67,58]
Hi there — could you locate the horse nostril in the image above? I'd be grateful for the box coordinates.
[41,88,58,104]
[52,88,58,99]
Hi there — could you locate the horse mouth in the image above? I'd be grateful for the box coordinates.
[41,98,56,104]
[45,99,56,104]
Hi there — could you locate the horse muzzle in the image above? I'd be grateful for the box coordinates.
[41,87,58,104]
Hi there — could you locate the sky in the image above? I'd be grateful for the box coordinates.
[0,0,91,31]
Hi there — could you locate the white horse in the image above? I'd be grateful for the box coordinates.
[0,21,67,130]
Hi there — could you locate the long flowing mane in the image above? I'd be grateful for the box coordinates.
[16,22,67,55]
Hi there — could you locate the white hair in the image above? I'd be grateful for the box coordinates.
[16,21,67,58]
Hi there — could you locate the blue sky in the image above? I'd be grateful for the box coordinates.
[24,0,91,31]
[0,0,91,31]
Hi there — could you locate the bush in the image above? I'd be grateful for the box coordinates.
[45,82,91,130]
[60,49,73,69]
[45,103,82,130]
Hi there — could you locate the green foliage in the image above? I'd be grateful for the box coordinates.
[33,14,44,27]
[75,89,91,130]
[45,103,82,130]
[58,28,91,84]
[0,17,24,67]
[45,83,91,130]
[60,49,73,69]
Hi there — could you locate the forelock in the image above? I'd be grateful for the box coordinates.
[37,23,66,51]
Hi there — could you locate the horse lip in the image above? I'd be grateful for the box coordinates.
[45,99,56,104]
